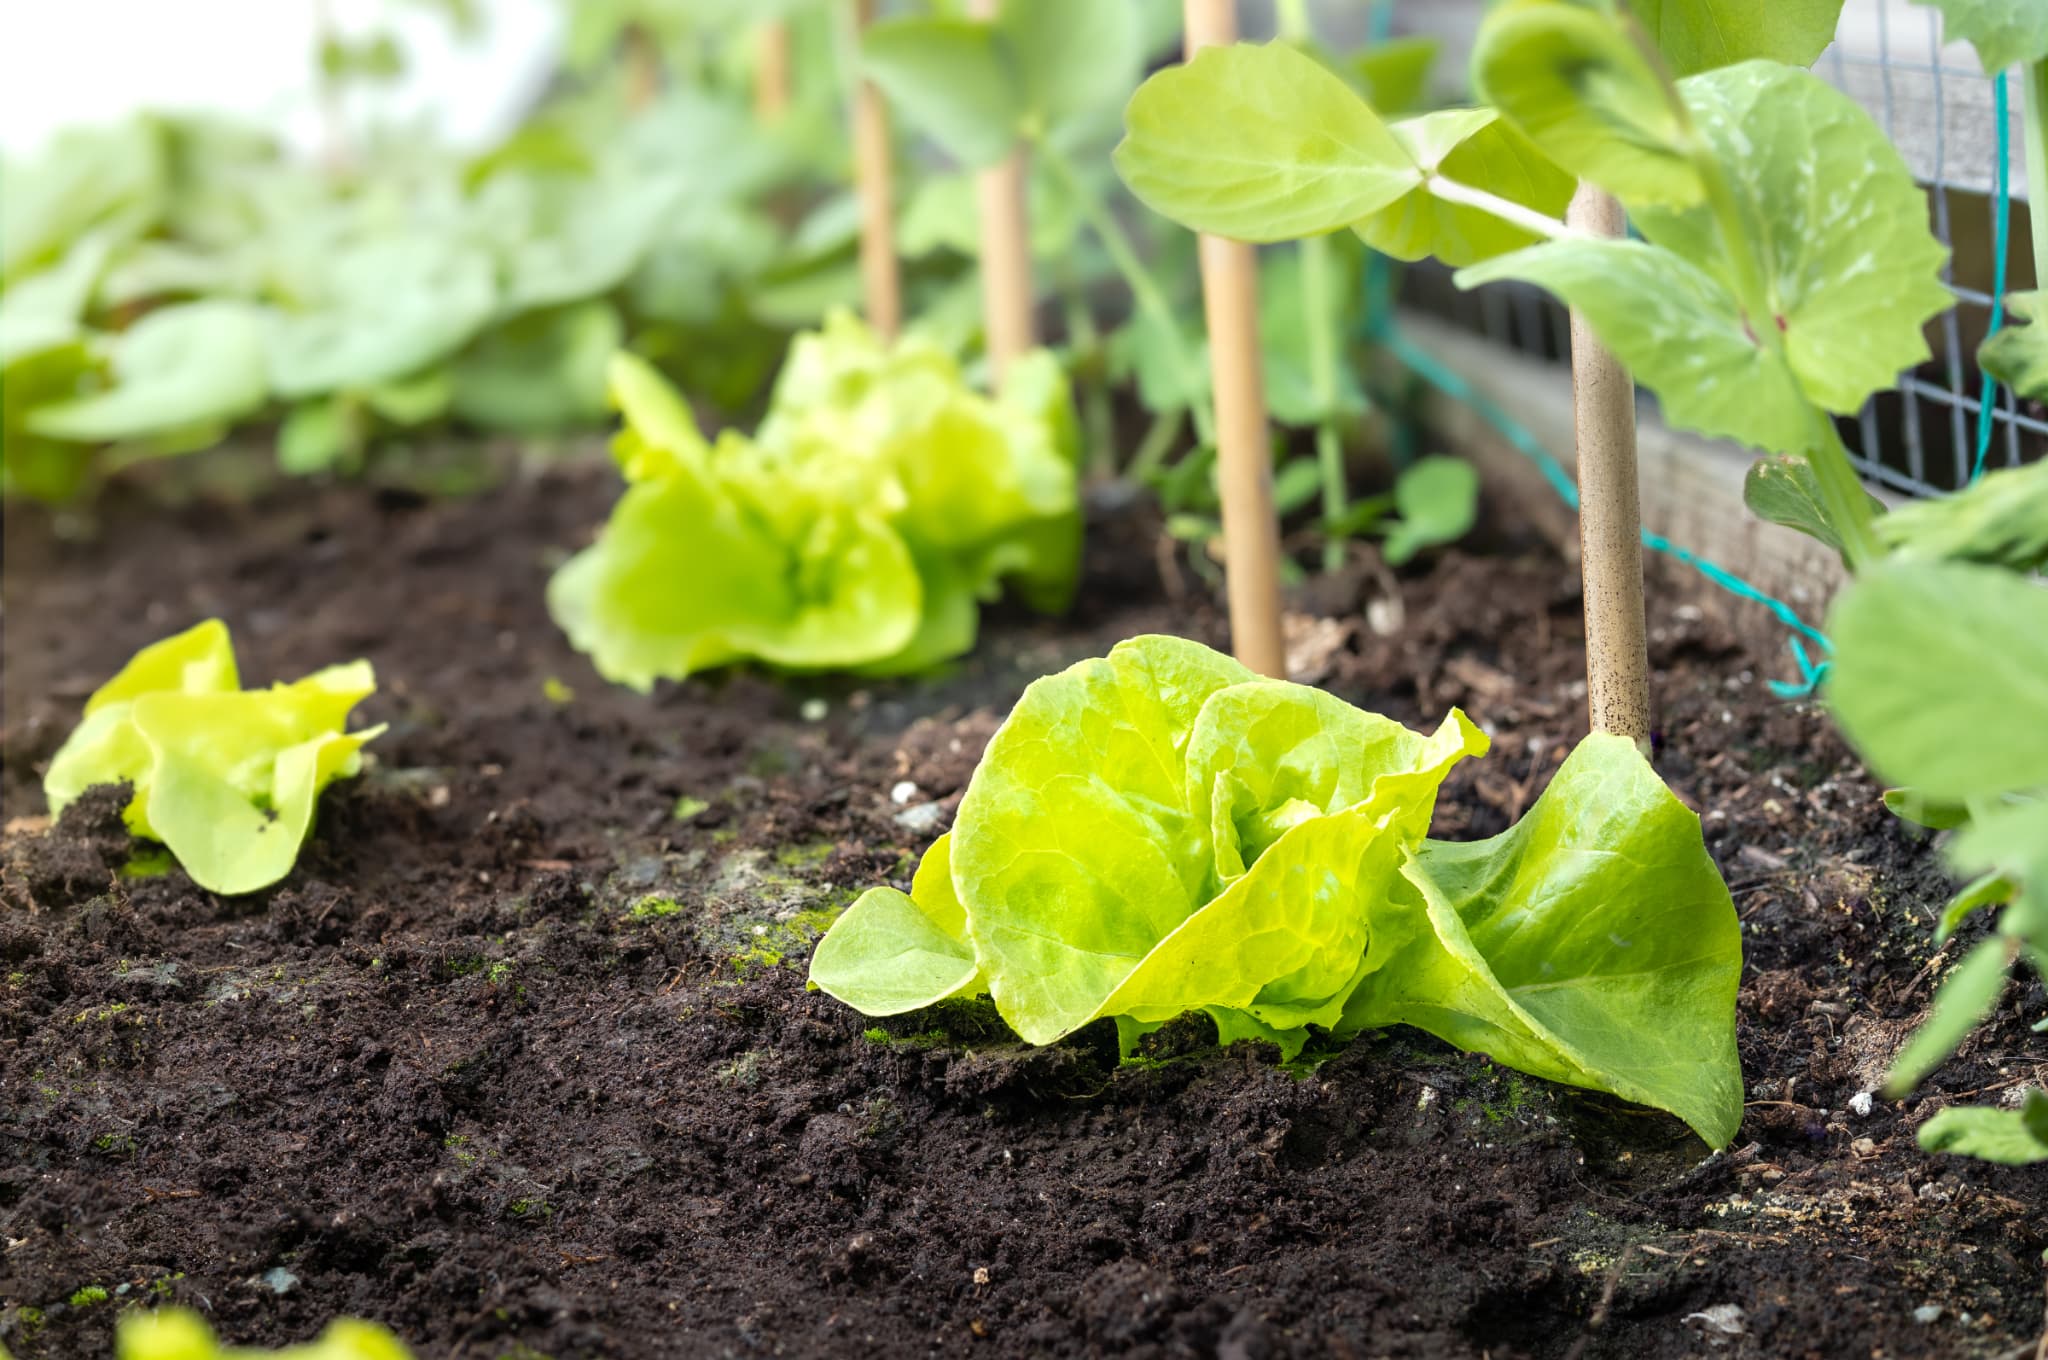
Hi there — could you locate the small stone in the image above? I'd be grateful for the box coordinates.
[800,698,828,723]
[1912,1305,1942,1325]
[1848,1090,1874,1117]
[894,802,946,833]
[972,1266,991,1286]
[890,781,919,806]
[1851,1136,1878,1158]
[1683,1304,1746,1336]
[260,1267,299,1295]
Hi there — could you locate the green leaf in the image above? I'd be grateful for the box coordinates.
[1875,458,2048,573]
[1910,0,2048,72]
[451,302,622,433]
[1884,935,2014,1094]
[1460,65,1950,455]
[277,397,355,475]
[268,240,495,400]
[1114,41,1422,242]
[363,369,454,428]
[2,338,100,501]
[998,0,1140,130]
[117,1305,416,1360]
[1,119,165,284]
[1934,872,2017,946]
[1345,733,1747,1148]
[42,621,382,896]
[861,17,1025,168]
[1981,290,2048,401]
[809,834,983,1014]
[1631,0,1848,75]
[1472,0,1704,208]
[28,301,268,444]
[1460,238,1812,452]
[486,174,677,314]
[1743,455,1884,554]
[1633,63,1951,415]
[1355,109,1577,267]
[1826,563,2048,801]
[1382,455,1480,564]
[1917,1091,2048,1165]
[1348,34,1440,114]
[1883,787,1971,830]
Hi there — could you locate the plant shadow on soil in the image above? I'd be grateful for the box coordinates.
[2,462,2043,1360]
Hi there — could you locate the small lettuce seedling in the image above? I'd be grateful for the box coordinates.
[550,311,1080,689]
[44,619,382,896]
[812,635,1744,1148]
[117,1306,413,1360]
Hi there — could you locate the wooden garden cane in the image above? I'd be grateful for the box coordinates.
[850,0,902,340]
[968,0,1036,384]
[1183,0,1288,680]
[1567,184,1652,751]
[755,22,792,122]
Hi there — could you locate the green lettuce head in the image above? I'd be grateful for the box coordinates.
[43,619,383,895]
[811,635,1744,1147]
[549,311,1081,690]
[118,1306,413,1360]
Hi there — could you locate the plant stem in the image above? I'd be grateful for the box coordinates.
[1058,259,1117,479]
[2023,62,2048,300]
[1807,412,1882,571]
[1039,140,1216,448]
[1276,0,1351,573]
[1126,406,1184,483]
[1424,176,1580,242]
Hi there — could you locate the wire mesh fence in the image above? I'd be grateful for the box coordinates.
[1395,0,2044,499]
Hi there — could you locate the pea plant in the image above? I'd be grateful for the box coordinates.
[812,633,1745,1147]
[43,620,383,896]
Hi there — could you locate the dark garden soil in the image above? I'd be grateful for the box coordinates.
[2,460,2043,1360]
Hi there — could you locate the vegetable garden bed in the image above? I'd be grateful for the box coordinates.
[4,459,2042,1360]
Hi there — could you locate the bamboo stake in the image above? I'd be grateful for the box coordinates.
[625,23,661,112]
[1185,0,1287,680]
[755,22,792,121]
[850,0,902,340]
[1567,184,1651,749]
[970,0,1036,384]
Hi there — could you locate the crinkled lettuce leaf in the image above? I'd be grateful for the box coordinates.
[43,619,383,896]
[119,1305,414,1360]
[551,312,1080,687]
[809,635,1747,1147]
[1340,734,1745,1148]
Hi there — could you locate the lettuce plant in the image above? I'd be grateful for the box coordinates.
[550,311,1080,689]
[117,1307,412,1360]
[811,635,1744,1147]
[43,620,382,896]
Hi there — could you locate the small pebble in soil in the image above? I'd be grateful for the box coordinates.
[894,802,946,833]
[800,698,828,722]
[1683,1304,1746,1337]
[1848,1090,1874,1117]
[890,780,919,806]
[1912,1305,1942,1325]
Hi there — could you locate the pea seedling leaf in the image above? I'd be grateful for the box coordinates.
[1980,290,2048,402]
[1917,1090,2048,1165]
[1743,455,1884,555]
[1826,562,2048,802]
[1471,0,1704,208]
[1115,41,1422,242]
[861,18,1025,169]
[1348,34,1441,114]
[1875,458,2048,573]
[1631,0,1848,75]
[1356,109,1577,267]
[998,0,1140,132]
[1910,0,2048,72]
[1382,456,1481,565]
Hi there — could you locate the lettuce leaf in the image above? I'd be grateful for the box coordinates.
[550,313,1081,687]
[43,620,383,896]
[118,1306,414,1360]
[809,635,1747,1147]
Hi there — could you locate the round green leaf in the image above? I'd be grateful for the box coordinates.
[28,300,268,443]
[861,17,1025,169]
[1912,0,2048,72]
[1114,41,1422,243]
[1631,0,1847,76]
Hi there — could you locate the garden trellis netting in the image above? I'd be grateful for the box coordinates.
[1401,0,2044,498]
